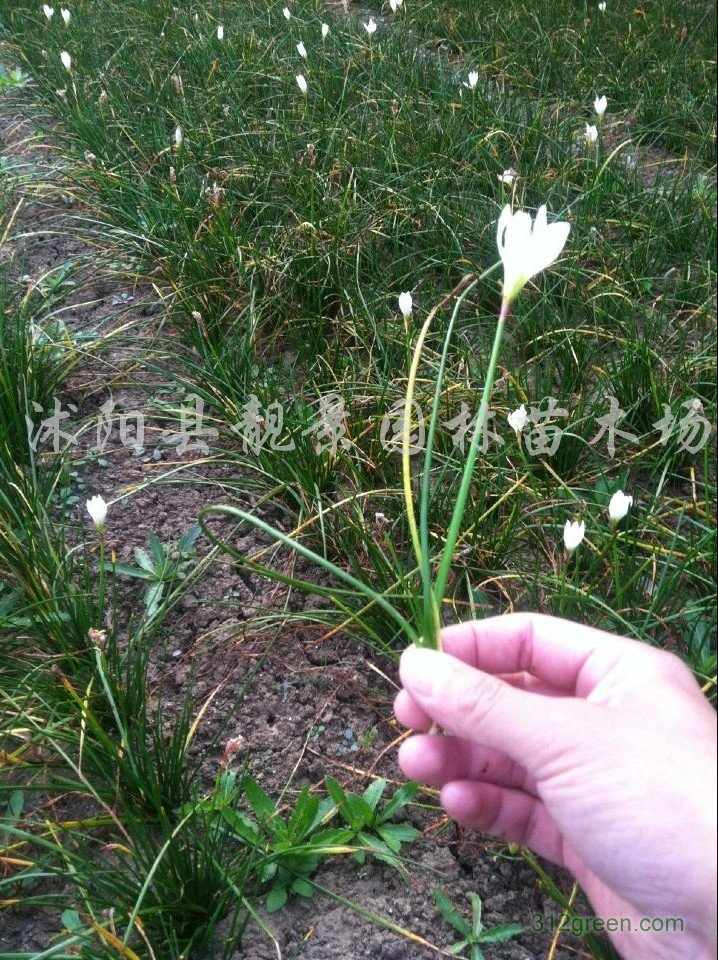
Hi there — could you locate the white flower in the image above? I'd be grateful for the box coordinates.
[463,70,479,90]
[398,291,413,318]
[594,94,607,117]
[598,1,606,10]
[216,24,224,40]
[42,4,54,19]
[283,6,291,19]
[507,403,528,433]
[321,22,330,38]
[498,167,518,185]
[60,50,72,71]
[364,18,377,35]
[496,204,571,306]
[585,123,598,144]
[60,7,70,23]
[563,520,585,552]
[86,495,108,530]
[389,0,404,10]
[608,490,633,524]
[296,40,307,58]
[174,125,183,147]
[295,73,308,94]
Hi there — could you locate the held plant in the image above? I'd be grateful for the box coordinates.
[201,204,570,649]
[402,205,571,645]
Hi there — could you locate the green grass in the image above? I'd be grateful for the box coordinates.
[0,0,715,955]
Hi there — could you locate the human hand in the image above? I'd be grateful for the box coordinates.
[394,614,717,960]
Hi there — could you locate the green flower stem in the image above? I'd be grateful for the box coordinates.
[611,531,621,604]
[431,298,510,622]
[97,531,106,618]
[571,553,581,610]
[559,551,581,617]
[418,277,480,643]
[558,553,568,616]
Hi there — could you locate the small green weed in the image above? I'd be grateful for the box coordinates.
[106,523,202,620]
[433,888,523,959]
[325,776,420,866]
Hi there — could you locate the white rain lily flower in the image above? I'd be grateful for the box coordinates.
[321,22,330,38]
[61,7,70,24]
[60,50,72,70]
[496,204,571,307]
[608,490,633,524]
[295,73,308,94]
[174,125,183,149]
[389,0,404,11]
[86,495,108,530]
[463,70,479,90]
[296,40,307,58]
[283,6,291,19]
[398,291,413,318]
[585,123,598,144]
[507,404,528,433]
[594,94,607,116]
[364,18,377,35]
[42,4,54,18]
[498,167,518,185]
[217,24,224,40]
[598,1,606,10]
[563,520,585,552]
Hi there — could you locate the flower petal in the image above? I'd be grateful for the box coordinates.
[496,205,513,260]
[528,221,571,281]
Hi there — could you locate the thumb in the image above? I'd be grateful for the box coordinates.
[400,645,587,774]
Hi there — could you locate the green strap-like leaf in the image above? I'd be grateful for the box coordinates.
[433,888,471,936]
[199,505,419,644]
[477,923,524,943]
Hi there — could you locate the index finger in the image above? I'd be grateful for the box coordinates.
[439,613,635,697]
